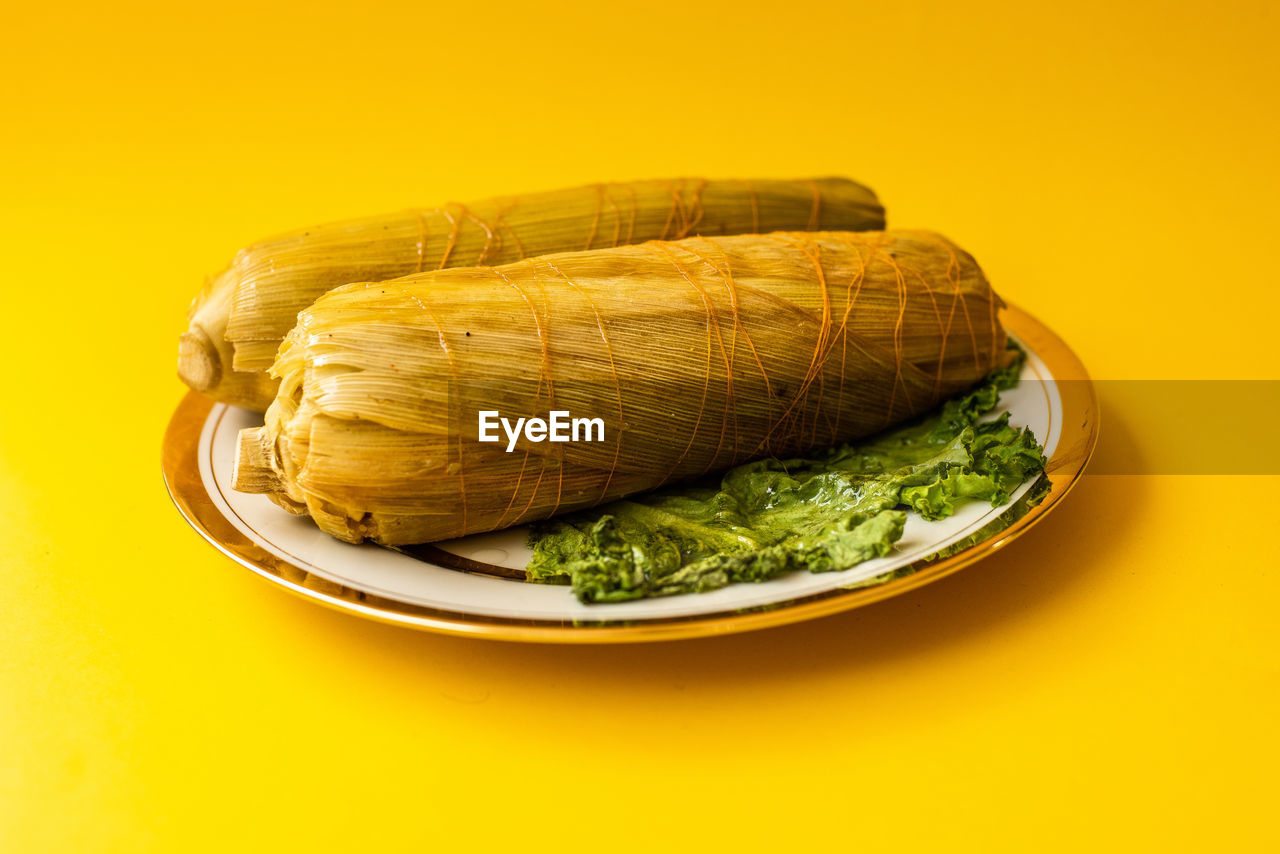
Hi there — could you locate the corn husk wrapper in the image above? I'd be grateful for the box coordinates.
[180,177,885,411]
[234,230,1006,545]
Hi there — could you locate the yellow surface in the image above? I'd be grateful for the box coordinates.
[2,1,1277,850]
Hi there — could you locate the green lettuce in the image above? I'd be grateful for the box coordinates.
[527,348,1047,603]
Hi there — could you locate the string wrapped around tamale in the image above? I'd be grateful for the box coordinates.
[233,230,1008,545]
[179,177,885,411]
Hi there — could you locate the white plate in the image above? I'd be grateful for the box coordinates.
[164,305,1097,642]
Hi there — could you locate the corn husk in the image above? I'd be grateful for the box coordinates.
[180,177,885,411]
[234,230,1006,545]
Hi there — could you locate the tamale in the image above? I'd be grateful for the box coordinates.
[179,177,885,411]
[233,230,1007,546]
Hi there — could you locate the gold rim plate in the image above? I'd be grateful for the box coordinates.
[162,304,1097,643]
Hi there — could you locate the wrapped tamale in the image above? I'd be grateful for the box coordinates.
[180,177,885,411]
[233,230,1008,546]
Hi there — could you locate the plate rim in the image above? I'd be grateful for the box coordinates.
[162,303,1098,643]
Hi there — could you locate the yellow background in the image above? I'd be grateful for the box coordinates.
[3,1,1277,850]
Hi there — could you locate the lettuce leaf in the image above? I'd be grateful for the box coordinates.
[528,348,1047,603]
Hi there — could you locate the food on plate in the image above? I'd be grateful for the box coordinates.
[179,177,885,411]
[232,229,1011,548]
